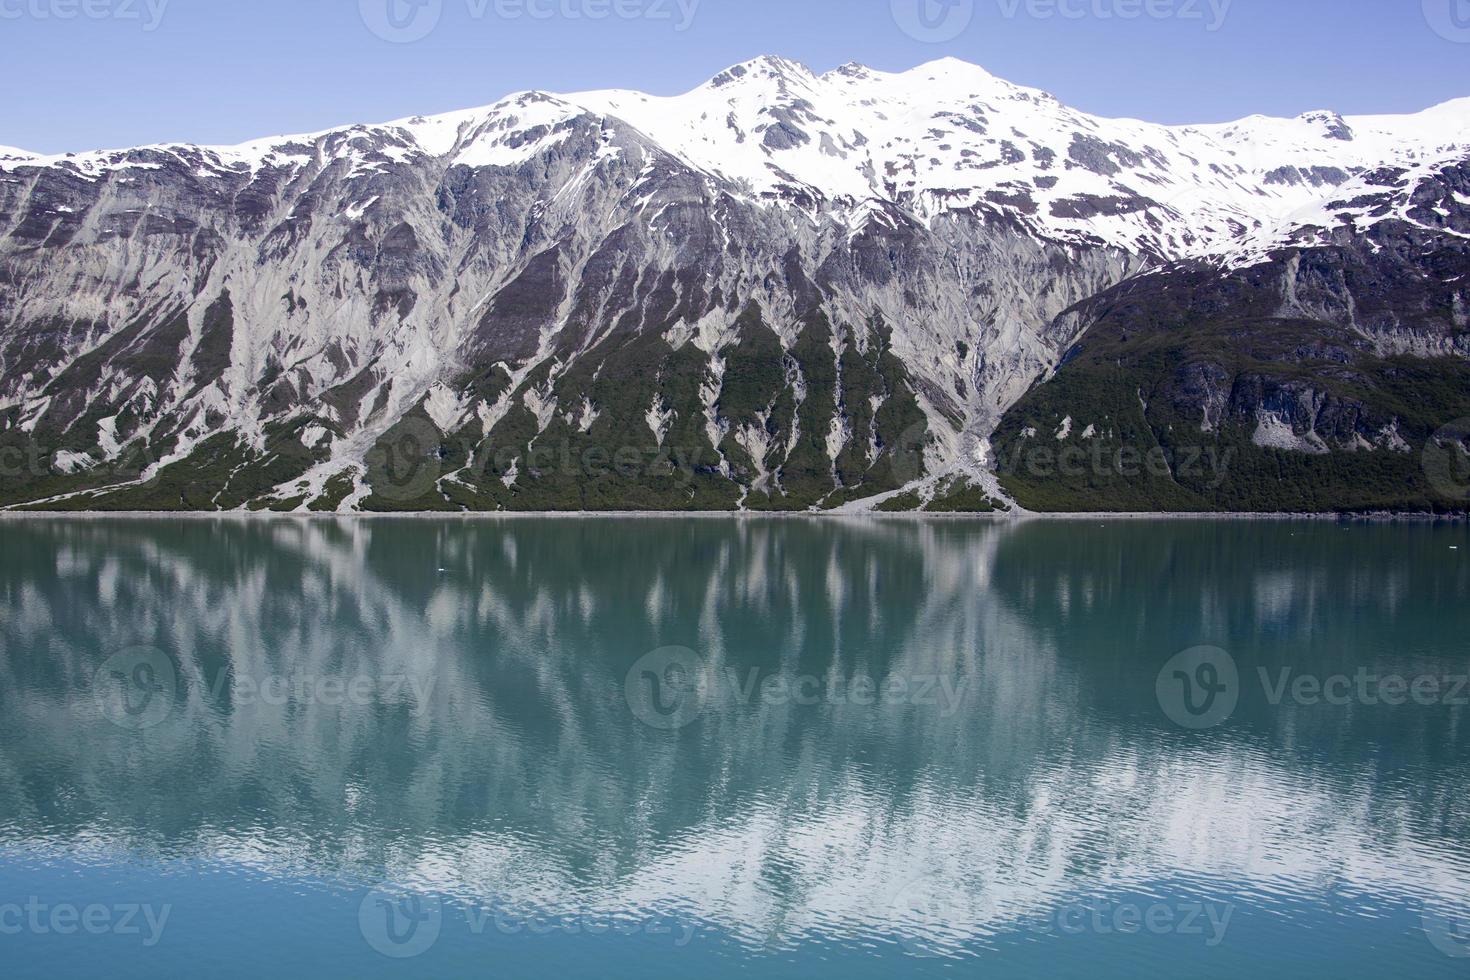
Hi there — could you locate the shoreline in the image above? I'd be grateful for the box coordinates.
[0,509,1464,523]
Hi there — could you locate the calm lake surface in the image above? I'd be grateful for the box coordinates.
[0,517,1467,978]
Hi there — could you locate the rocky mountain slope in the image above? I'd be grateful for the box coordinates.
[993,162,1470,513]
[1,56,1467,512]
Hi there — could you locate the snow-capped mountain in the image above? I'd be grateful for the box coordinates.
[1,56,1467,512]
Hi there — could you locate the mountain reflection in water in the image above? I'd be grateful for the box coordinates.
[0,517,1466,971]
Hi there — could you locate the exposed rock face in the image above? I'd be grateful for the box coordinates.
[0,57,1467,512]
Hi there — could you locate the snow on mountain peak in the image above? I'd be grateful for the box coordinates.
[1296,110,1355,141]
[907,55,1000,82]
[560,57,1468,259]
[708,55,816,88]
[3,57,1468,263]
[824,62,876,81]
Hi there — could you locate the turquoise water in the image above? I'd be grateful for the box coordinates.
[0,517,1468,978]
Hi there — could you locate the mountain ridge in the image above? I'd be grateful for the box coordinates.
[10,55,1470,160]
[1,56,1467,513]
[5,55,1468,271]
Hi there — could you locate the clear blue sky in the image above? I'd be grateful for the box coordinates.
[3,0,1468,153]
